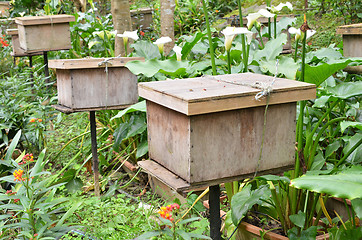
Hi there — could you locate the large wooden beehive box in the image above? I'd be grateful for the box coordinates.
[15,14,75,53]
[49,57,143,112]
[131,8,153,30]
[6,29,42,57]
[337,23,362,73]
[139,73,316,186]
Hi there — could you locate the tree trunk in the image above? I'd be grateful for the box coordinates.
[111,0,132,56]
[73,0,87,12]
[160,0,175,55]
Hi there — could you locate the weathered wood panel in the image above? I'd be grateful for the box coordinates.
[146,101,191,182]
[17,23,71,53]
[6,29,42,57]
[56,67,138,110]
[190,102,296,183]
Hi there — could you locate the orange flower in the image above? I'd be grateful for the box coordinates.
[13,169,24,181]
[38,119,42,122]
[14,199,20,203]
[30,118,36,123]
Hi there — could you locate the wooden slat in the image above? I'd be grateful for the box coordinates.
[49,57,144,69]
[52,104,132,114]
[336,23,362,35]
[138,160,294,192]
[15,15,75,26]
[139,73,316,115]
[6,28,17,35]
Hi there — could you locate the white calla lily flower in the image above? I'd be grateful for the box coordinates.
[173,45,182,61]
[245,32,254,45]
[153,36,172,54]
[289,27,316,41]
[246,12,261,30]
[275,2,293,11]
[258,9,275,18]
[117,30,139,47]
[221,27,253,51]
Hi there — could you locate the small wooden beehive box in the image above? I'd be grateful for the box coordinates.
[6,29,42,57]
[131,8,153,30]
[139,73,316,185]
[49,57,143,112]
[337,23,362,73]
[15,14,75,53]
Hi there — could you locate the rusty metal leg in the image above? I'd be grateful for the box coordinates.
[43,51,49,79]
[90,111,100,196]
[210,184,221,240]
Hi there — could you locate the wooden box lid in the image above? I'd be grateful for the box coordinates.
[336,23,362,35]
[15,14,75,26]
[49,57,144,70]
[139,73,316,116]
[6,28,18,35]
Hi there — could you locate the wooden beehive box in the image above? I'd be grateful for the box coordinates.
[49,57,143,112]
[131,8,153,30]
[0,1,10,18]
[139,73,316,187]
[15,14,75,53]
[337,23,362,73]
[6,29,42,57]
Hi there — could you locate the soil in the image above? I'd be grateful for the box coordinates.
[244,211,287,236]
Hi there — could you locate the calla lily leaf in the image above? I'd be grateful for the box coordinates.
[304,59,352,86]
[290,166,362,200]
[259,56,299,80]
[326,81,362,99]
[131,40,161,60]
[340,121,362,133]
[126,59,189,78]
[254,33,287,61]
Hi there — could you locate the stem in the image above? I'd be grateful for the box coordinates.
[236,0,247,72]
[294,38,299,62]
[124,41,128,56]
[274,15,277,38]
[227,50,231,74]
[269,182,287,235]
[335,137,362,167]
[201,0,216,75]
[257,28,265,49]
[308,117,347,169]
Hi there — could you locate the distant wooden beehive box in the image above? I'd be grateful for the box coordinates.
[6,29,42,57]
[337,23,362,73]
[15,14,75,53]
[131,8,153,30]
[139,73,316,185]
[0,1,10,18]
[49,57,143,112]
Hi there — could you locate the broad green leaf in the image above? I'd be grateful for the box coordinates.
[111,101,146,120]
[310,152,325,171]
[325,141,341,158]
[175,229,192,240]
[304,60,351,86]
[340,121,362,133]
[313,96,331,108]
[256,175,290,183]
[5,130,21,162]
[136,138,148,159]
[259,56,299,80]
[181,32,206,59]
[126,59,189,77]
[254,34,287,61]
[231,185,269,226]
[135,230,163,240]
[327,81,362,99]
[290,167,362,199]
[131,40,161,60]
[188,233,212,239]
[288,226,318,240]
[306,47,343,63]
[289,210,306,228]
[351,198,362,219]
[65,178,83,193]
[179,217,201,225]
[328,225,362,240]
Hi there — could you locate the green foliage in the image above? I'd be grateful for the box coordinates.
[0,136,81,239]
[290,166,362,200]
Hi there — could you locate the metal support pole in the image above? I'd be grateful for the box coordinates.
[43,51,49,79]
[29,56,34,83]
[209,184,221,240]
[90,111,100,196]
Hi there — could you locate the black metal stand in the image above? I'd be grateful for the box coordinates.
[90,111,100,196]
[29,56,34,82]
[43,51,49,79]
[209,184,221,240]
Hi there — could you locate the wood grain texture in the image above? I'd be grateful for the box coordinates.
[342,35,362,58]
[336,23,362,35]
[139,73,316,115]
[15,15,75,25]
[6,29,42,57]
[55,66,138,110]
[49,57,144,69]
[17,22,71,53]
